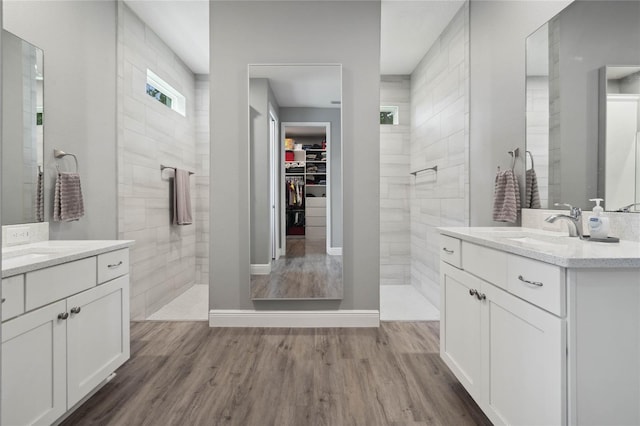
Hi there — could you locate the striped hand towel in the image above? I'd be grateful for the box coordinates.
[36,169,44,222]
[53,172,85,222]
[492,169,521,223]
[525,168,541,209]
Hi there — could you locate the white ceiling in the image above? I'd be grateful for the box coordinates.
[250,65,342,108]
[124,0,465,76]
[124,0,209,75]
[381,0,466,75]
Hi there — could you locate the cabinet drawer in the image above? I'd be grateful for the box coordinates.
[306,226,326,240]
[97,249,129,284]
[306,216,326,227]
[507,254,565,316]
[440,235,462,268]
[305,197,326,207]
[25,257,97,311]
[306,207,326,217]
[2,275,25,321]
[462,242,507,289]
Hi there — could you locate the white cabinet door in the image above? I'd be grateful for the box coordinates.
[66,275,130,408]
[1,301,67,426]
[481,282,566,426]
[440,262,483,400]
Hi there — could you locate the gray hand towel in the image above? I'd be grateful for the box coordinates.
[173,168,193,225]
[492,169,521,223]
[53,172,85,222]
[525,168,541,209]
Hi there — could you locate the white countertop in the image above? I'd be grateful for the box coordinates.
[2,240,134,278]
[438,227,640,268]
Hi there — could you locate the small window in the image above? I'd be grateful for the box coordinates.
[380,106,399,125]
[146,69,186,117]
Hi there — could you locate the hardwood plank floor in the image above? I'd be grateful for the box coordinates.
[62,321,490,426]
[251,238,342,300]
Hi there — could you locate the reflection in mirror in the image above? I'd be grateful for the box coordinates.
[248,64,343,300]
[2,30,45,225]
[525,1,640,211]
[603,66,640,212]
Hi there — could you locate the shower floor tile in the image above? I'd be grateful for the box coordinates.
[146,284,209,321]
[380,285,440,321]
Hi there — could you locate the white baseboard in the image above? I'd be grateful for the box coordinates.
[209,309,379,328]
[250,263,271,275]
[327,247,342,256]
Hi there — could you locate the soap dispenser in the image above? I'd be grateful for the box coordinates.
[588,198,610,239]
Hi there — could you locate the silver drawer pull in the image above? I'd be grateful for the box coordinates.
[518,275,543,287]
[107,261,123,269]
[442,248,454,254]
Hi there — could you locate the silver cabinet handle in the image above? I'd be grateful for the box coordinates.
[518,275,543,287]
[469,289,486,301]
[107,261,123,269]
[70,306,82,315]
[58,312,69,320]
[443,248,454,254]
[1,298,5,304]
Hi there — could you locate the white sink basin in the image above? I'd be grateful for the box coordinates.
[504,235,572,249]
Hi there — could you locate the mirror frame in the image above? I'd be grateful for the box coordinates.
[247,63,344,300]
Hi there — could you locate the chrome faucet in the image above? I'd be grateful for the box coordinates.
[545,203,584,239]
[616,202,640,213]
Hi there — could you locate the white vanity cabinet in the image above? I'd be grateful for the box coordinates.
[1,244,131,426]
[439,229,640,426]
[441,261,564,426]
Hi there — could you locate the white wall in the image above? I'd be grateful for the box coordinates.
[409,2,469,307]
[379,76,411,286]
[4,0,118,240]
[249,78,279,266]
[117,3,197,319]
[469,0,572,226]
[210,0,380,311]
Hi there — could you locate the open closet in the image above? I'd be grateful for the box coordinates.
[283,124,328,242]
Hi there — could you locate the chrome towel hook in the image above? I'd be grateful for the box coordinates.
[54,148,79,173]
[508,147,520,171]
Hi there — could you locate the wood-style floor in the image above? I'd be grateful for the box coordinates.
[62,321,491,426]
[251,238,342,300]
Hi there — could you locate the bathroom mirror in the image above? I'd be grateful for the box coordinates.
[601,66,640,212]
[248,64,343,300]
[2,30,45,225]
[525,0,640,211]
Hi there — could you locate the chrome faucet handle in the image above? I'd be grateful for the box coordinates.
[554,203,581,219]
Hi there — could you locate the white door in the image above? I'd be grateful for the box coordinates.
[2,301,67,426]
[481,282,566,426]
[66,276,130,407]
[440,263,482,401]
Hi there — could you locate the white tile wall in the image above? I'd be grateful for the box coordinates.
[117,4,197,320]
[194,76,210,286]
[380,76,411,286]
[410,4,469,307]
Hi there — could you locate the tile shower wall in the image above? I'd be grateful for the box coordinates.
[195,76,210,286]
[526,76,550,208]
[410,4,469,307]
[380,76,411,286]
[117,3,197,320]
